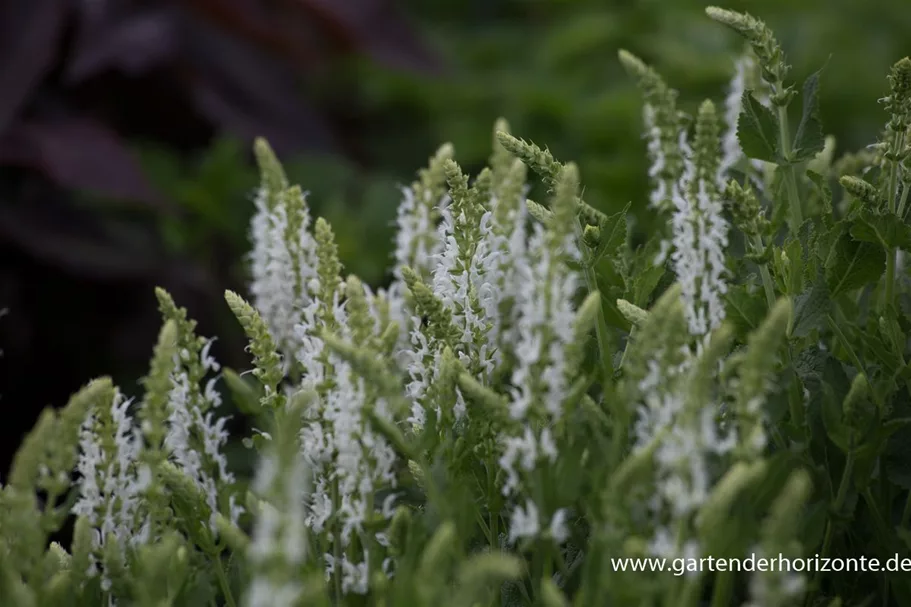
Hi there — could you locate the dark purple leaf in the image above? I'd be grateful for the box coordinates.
[0,0,67,131]
[0,195,212,286]
[292,0,442,73]
[184,16,342,155]
[183,0,324,69]
[0,116,170,208]
[0,202,158,280]
[64,9,180,83]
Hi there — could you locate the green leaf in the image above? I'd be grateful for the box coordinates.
[590,203,629,264]
[791,274,830,338]
[631,264,666,309]
[850,209,911,250]
[725,284,767,339]
[805,170,833,218]
[792,64,827,163]
[820,382,852,453]
[737,91,780,163]
[825,233,886,296]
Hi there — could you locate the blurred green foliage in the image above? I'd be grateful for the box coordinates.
[141,0,911,287]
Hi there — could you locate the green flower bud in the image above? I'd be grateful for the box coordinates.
[842,373,872,432]
[723,180,768,238]
[495,132,563,189]
[253,137,288,211]
[616,299,648,327]
[693,99,722,199]
[839,175,885,208]
[314,217,343,318]
[526,198,553,224]
[582,224,601,248]
[139,320,178,454]
[225,290,284,409]
[456,373,512,425]
[706,7,792,98]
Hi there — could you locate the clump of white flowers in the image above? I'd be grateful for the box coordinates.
[3,7,870,607]
[70,290,241,600]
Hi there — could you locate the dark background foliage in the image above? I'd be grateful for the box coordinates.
[1,0,909,473]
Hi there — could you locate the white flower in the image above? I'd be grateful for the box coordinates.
[670,151,729,339]
[164,344,234,533]
[508,500,540,544]
[245,444,309,607]
[249,188,318,360]
[72,391,149,586]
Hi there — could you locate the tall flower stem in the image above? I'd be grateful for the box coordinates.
[885,131,906,310]
[750,235,777,311]
[777,105,804,231]
[214,552,238,607]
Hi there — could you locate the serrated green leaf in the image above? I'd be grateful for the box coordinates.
[805,170,833,218]
[791,275,830,338]
[631,264,665,309]
[850,210,911,250]
[792,64,827,163]
[825,233,886,296]
[590,203,629,264]
[725,285,766,338]
[738,91,780,163]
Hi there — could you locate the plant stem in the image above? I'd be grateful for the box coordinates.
[710,571,734,607]
[901,489,911,529]
[819,450,856,560]
[577,225,614,387]
[213,552,238,607]
[751,235,777,310]
[886,252,896,309]
[332,478,343,601]
[885,131,906,310]
[898,180,910,219]
[777,105,804,230]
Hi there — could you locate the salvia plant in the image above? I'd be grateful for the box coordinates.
[5,6,911,607]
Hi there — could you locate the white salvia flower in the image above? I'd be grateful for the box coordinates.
[633,348,736,564]
[549,508,570,544]
[386,186,451,358]
[293,286,398,593]
[719,53,772,190]
[245,441,309,607]
[249,188,318,361]
[72,391,150,587]
[431,206,501,379]
[644,104,670,209]
[164,338,237,532]
[393,186,449,283]
[324,553,370,595]
[508,222,579,422]
[508,499,540,544]
[496,196,579,547]
[670,146,729,340]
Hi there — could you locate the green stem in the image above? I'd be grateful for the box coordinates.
[819,449,856,560]
[750,235,777,311]
[898,181,910,219]
[883,132,904,310]
[331,478,343,601]
[901,489,911,529]
[886,251,896,309]
[826,315,865,373]
[710,571,734,607]
[213,553,238,607]
[577,227,614,387]
[777,105,804,230]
